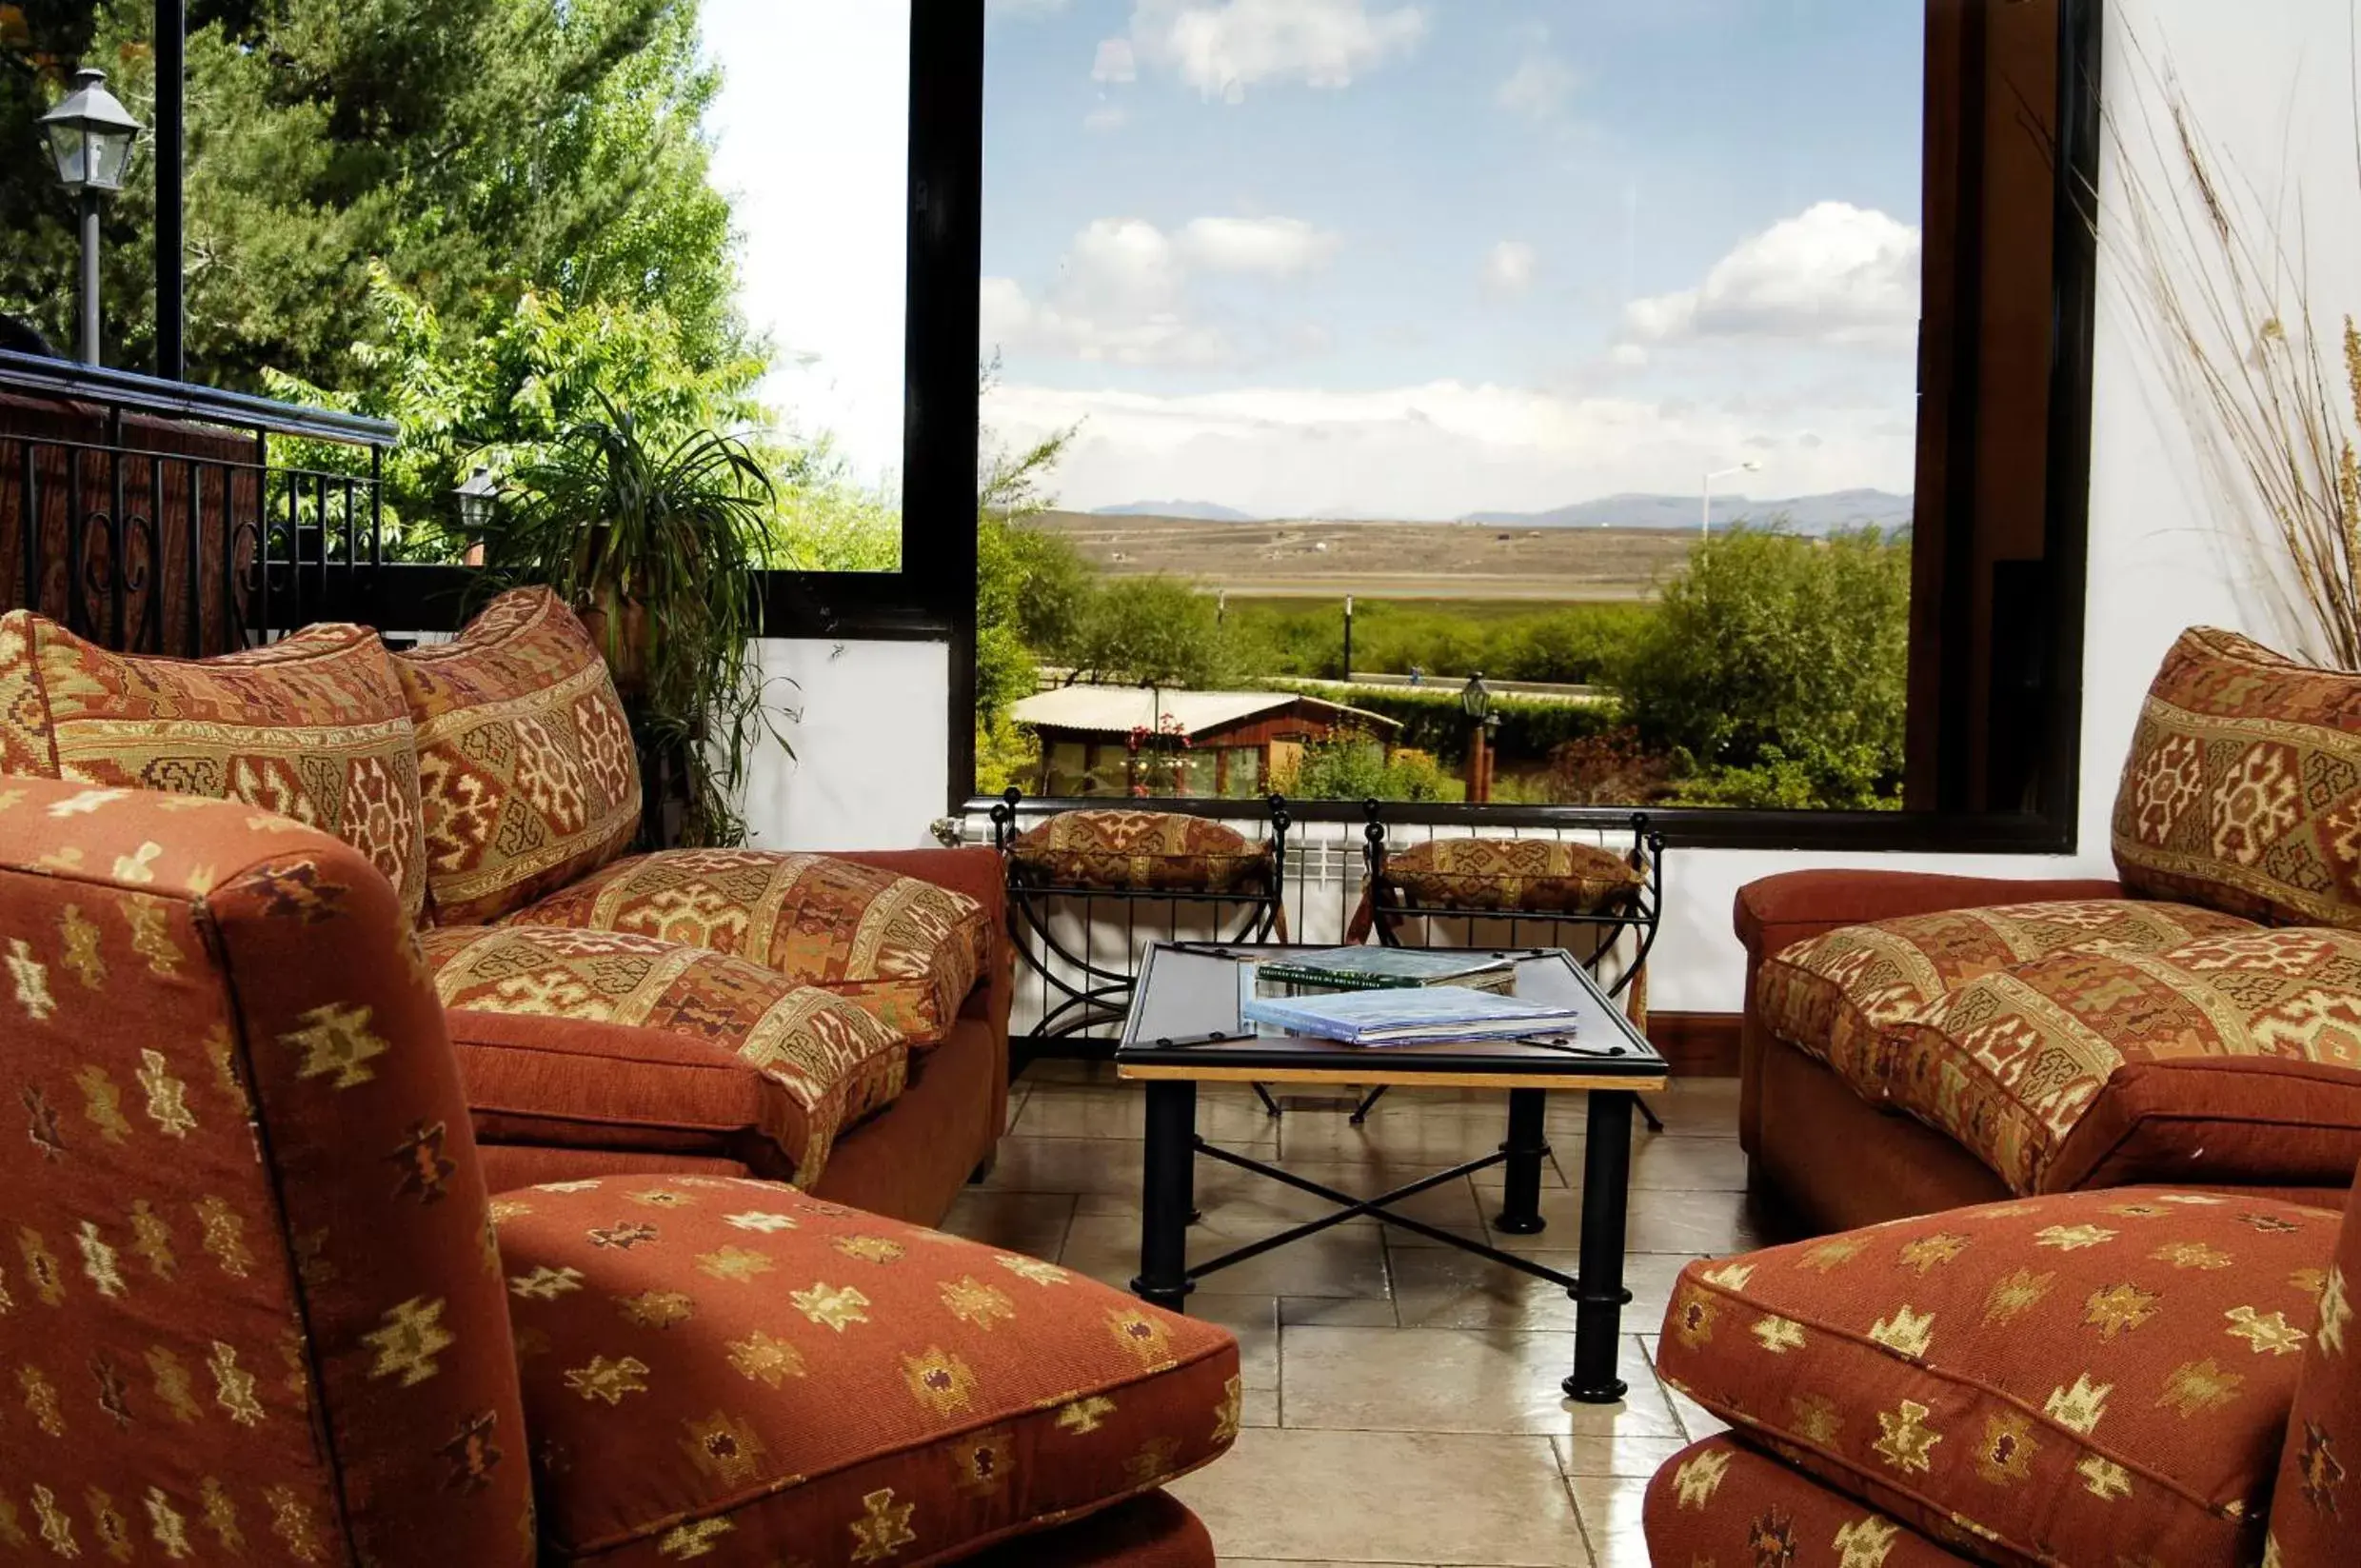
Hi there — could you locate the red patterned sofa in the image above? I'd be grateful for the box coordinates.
[1736,628,2361,1235]
[0,587,1009,1224]
[0,777,1235,1563]
[1643,1168,2361,1566]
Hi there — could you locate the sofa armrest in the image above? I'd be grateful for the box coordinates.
[1733,870,2123,1158]
[832,846,1013,1142]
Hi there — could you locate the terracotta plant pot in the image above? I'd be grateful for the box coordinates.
[577,590,654,699]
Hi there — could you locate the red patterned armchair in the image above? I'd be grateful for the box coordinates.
[0,778,1236,1563]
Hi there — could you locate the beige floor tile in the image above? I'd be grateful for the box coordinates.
[935,1190,1074,1260]
[1384,1244,1699,1335]
[1280,1326,1683,1439]
[1075,1156,1487,1242]
[1276,1102,1518,1166]
[1568,1475,1653,1568]
[1623,1136,1749,1191]
[1012,1082,1280,1146]
[1239,1387,1280,1429]
[1281,1294,1399,1327]
[1186,1294,1279,1390]
[1545,1085,1737,1142]
[1170,1426,1590,1567]
[1475,1183,1764,1258]
[1002,1082,1031,1131]
[1550,1430,1692,1479]
[1060,1213,1391,1300]
[1016,1057,1118,1085]
[978,1136,1145,1199]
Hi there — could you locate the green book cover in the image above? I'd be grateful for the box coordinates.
[1258,946,1516,993]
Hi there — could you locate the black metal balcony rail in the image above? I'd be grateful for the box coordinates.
[0,348,398,655]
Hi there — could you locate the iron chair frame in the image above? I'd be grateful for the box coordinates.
[1352,804,1668,1128]
[991,787,1292,1083]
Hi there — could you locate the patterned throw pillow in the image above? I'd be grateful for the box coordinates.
[1756,900,2256,1101]
[1007,809,1272,893]
[1656,1190,2339,1568]
[2113,626,2361,928]
[0,608,428,923]
[1376,836,1643,915]
[508,849,994,1047]
[394,587,640,924]
[1885,928,2361,1194]
[425,924,908,1184]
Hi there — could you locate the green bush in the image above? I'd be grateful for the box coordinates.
[1615,526,1909,807]
[1223,599,1651,685]
[1274,730,1459,804]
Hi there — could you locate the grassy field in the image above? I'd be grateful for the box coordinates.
[1032,511,1693,603]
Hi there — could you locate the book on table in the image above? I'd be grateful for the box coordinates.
[1255,945,1517,994]
[1240,983,1580,1046]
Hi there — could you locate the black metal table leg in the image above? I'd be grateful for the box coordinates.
[1133,1080,1198,1310]
[1494,1087,1549,1235]
[1564,1089,1635,1403]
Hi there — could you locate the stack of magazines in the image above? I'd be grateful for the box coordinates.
[1256,946,1517,994]
[1240,984,1579,1046]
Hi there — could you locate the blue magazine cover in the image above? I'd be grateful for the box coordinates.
[1240,983,1579,1045]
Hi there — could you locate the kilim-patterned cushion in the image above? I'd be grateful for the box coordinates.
[2264,1159,2361,1565]
[1377,835,1643,915]
[1884,927,2361,1194]
[1655,1190,2339,1568]
[490,1178,1241,1564]
[509,848,993,1048]
[1007,809,1272,893]
[394,587,640,925]
[0,608,429,924]
[2114,626,2361,929]
[424,924,909,1185]
[1756,900,2257,1101]
[1645,1437,1973,1566]
[0,779,533,1562]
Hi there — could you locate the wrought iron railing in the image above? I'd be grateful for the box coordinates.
[0,348,396,654]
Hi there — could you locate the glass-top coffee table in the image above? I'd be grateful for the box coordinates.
[1116,942,1670,1403]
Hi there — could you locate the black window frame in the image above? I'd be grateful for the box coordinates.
[371,0,2105,857]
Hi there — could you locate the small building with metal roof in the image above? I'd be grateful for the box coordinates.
[1010,685,1402,798]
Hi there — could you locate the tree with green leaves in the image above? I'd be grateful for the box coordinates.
[1614,525,1910,808]
[1,0,745,394]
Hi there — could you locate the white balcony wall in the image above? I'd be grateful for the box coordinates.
[740,0,2348,1014]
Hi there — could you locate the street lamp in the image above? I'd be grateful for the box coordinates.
[1701,459,1762,545]
[41,69,143,367]
[1460,672,1495,804]
[453,466,500,566]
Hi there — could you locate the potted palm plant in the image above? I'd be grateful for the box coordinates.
[480,395,784,846]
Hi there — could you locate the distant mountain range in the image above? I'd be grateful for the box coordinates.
[1091,500,1260,522]
[1090,488,1912,535]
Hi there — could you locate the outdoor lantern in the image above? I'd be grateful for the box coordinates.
[42,68,143,366]
[454,466,500,532]
[1459,671,1493,724]
[42,69,141,194]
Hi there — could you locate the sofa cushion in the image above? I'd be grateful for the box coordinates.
[425,923,907,1184]
[1645,1437,1971,1567]
[1008,809,1271,893]
[510,848,993,1047]
[1655,1189,2337,1567]
[1884,927,2361,1194]
[1756,900,2256,1100]
[490,1178,1240,1564]
[2114,626,2361,929]
[1374,834,1643,915]
[394,586,640,924]
[0,608,429,923]
[2264,1161,2361,1564]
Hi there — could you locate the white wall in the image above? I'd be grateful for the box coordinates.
[743,0,2351,1010]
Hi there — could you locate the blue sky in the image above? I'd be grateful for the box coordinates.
[704,1,1926,520]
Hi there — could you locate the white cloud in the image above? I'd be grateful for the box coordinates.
[1179,216,1341,276]
[1092,37,1139,82]
[1126,0,1426,99]
[1483,240,1539,295]
[1496,52,1577,123]
[982,379,1915,520]
[1621,201,1922,348]
[1084,103,1130,132]
[982,213,1339,367]
[991,0,1074,18]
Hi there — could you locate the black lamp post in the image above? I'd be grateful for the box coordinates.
[1460,671,1494,804]
[41,69,143,367]
[454,466,500,565]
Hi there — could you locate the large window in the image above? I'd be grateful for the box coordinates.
[953,0,2097,845]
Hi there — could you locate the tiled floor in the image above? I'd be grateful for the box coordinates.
[941,1063,1762,1567]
